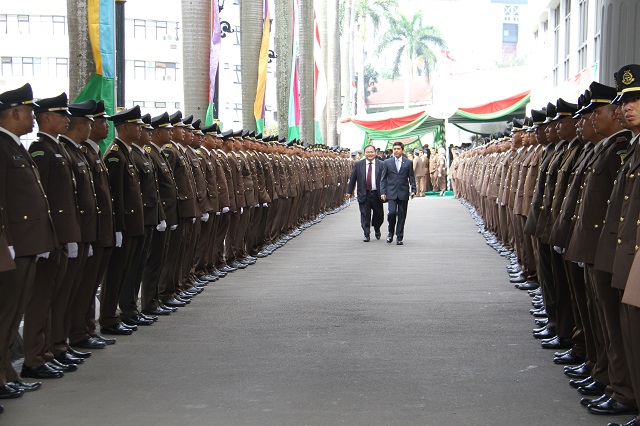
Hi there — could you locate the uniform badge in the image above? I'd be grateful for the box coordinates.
[144,146,152,154]
[623,69,635,86]
[30,151,44,158]
[81,145,88,153]
[111,144,119,152]
[108,157,119,163]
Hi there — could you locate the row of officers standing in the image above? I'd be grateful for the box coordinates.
[0,82,352,413]
[451,64,640,426]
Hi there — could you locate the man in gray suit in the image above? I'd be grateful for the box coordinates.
[380,142,416,245]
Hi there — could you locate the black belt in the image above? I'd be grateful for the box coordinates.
[366,190,377,193]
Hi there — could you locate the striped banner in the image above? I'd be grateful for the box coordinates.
[287,0,301,141]
[313,10,327,144]
[74,0,115,153]
[254,0,271,134]
[205,0,222,126]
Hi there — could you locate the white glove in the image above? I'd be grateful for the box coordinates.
[36,252,49,261]
[170,224,178,231]
[216,211,221,216]
[8,246,15,260]
[337,183,341,187]
[553,246,562,254]
[438,174,442,177]
[262,203,268,207]
[222,207,230,214]
[240,207,244,214]
[87,245,93,257]
[578,262,585,268]
[191,218,196,224]
[67,242,78,259]
[156,220,167,232]
[115,232,123,248]
[201,213,210,222]
[254,204,259,208]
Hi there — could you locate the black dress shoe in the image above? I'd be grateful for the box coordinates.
[49,360,77,372]
[533,328,556,339]
[396,239,403,245]
[541,335,571,349]
[8,379,41,392]
[534,317,549,326]
[554,348,572,357]
[510,274,526,283]
[68,347,91,359]
[386,234,393,243]
[21,364,64,379]
[565,363,591,379]
[375,230,381,240]
[93,334,116,345]
[174,295,191,304]
[138,312,158,322]
[607,419,637,426]
[72,336,106,349]
[101,323,133,335]
[55,351,84,365]
[158,303,178,312]
[533,309,548,318]
[122,315,153,326]
[587,397,638,416]
[554,350,585,365]
[517,281,539,290]
[581,394,608,407]
[363,235,370,242]
[143,307,170,316]
[570,376,594,389]
[578,381,606,396]
[0,385,24,399]
[163,297,186,308]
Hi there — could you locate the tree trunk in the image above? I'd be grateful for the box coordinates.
[241,0,264,131]
[299,0,315,144]
[340,0,353,118]
[356,17,366,115]
[275,0,293,138]
[348,0,357,115]
[326,0,341,146]
[403,51,412,109]
[67,0,93,101]
[181,0,211,117]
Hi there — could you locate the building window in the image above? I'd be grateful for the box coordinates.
[552,6,560,86]
[233,64,241,84]
[0,15,7,34]
[134,60,145,79]
[53,16,66,35]
[234,26,241,46]
[132,101,145,107]
[1,57,42,77]
[55,58,68,77]
[174,102,180,109]
[577,0,588,71]
[155,21,168,39]
[154,101,166,108]
[18,15,30,34]
[154,61,177,81]
[563,0,571,81]
[134,19,146,38]
[594,0,602,63]
[503,5,519,23]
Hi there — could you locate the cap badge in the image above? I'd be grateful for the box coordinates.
[622,69,635,86]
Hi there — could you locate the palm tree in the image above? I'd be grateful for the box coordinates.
[182,0,211,118]
[352,0,397,114]
[378,10,446,109]
[67,0,93,100]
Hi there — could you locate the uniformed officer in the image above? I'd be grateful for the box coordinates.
[99,105,145,336]
[0,83,55,393]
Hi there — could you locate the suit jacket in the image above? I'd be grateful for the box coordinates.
[0,131,56,257]
[103,138,144,237]
[60,135,99,243]
[380,156,416,201]
[347,158,385,202]
[81,140,115,247]
[29,132,82,244]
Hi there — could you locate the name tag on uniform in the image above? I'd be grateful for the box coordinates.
[128,164,135,168]
[55,153,64,158]
[77,162,85,167]
[96,160,102,164]
[143,162,150,166]
[13,154,24,160]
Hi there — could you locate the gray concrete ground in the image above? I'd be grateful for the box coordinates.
[3,198,626,425]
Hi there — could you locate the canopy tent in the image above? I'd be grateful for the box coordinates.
[341,107,445,148]
[448,90,531,136]
[340,91,530,149]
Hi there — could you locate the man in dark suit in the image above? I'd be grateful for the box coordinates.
[346,144,385,242]
[380,141,416,245]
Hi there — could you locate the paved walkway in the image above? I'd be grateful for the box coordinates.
[4,198,625,425]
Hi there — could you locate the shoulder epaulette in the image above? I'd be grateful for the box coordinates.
[111,144,119,152]
[162,143,172,149]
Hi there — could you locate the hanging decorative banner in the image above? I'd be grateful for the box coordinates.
[74,0,115,154]
[313,9,327,145]
[205,0,222,127]
[254,0,271,134]
[288,0,301,141]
